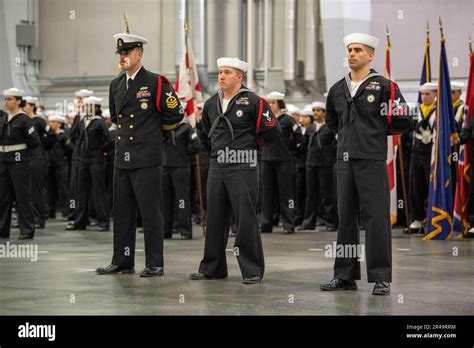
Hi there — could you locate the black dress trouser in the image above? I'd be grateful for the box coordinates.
[112,165,164,268]
[333,159,392,283]
[198,165,264,279]
[0,161,35,237]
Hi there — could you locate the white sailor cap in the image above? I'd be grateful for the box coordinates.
[49,114,66,123]
[286,104,299,114]
[114,33,148,53]
[451,82,464,91]
[343,33,379,49]
[3,87,25,97]
[102,109,111,119]
[75,89,94,97]
[312,101,326,110]
[83,96,103,105]
[266,91,285,100]
[419,82,438,92]
[300,107,314,117]
[24,96,38,104]
[217,57,248,73]
[196,101,204,109]
[44,110,56,117]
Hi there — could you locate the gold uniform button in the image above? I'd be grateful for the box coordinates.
[119,114,122,118]
[118,125,122,129]
[129,136,134,140]
[130,114,134,118]
[118,136,121,140]
[130,125,134,129]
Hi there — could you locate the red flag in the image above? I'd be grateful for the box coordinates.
[385,29,399,226]
[453,50,474,238]
[175,30,202,128]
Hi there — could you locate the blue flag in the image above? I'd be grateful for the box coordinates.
[424,37,458,240]
[417,35,431,104]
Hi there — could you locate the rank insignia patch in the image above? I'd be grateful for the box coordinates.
[165,92,178,109]
[263,111,276,126]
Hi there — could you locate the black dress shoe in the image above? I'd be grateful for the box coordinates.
[180,235,192,240]
[261,230,272,233]
[190,272,219,280]
[97,226,109,232]
[11,222,20,228]
[403,227,424,235]
[19,233,34,240]
[372,281,390,295]
[326,226,337,231]
[139,266,164,277]
[34,224,45,229]
[66,225,86,231]
[96,264,135,275]
[164,234,172,239]
[320,278,357,291]
[284,229,295,234]
[242,276,261,284]
[137,228,144,234]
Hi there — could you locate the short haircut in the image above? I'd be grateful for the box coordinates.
[364,45,374,53]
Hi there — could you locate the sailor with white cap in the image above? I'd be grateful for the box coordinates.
[162,108,201,240]
[320,33,412,296]
[96,15,183,277]
[449,81,466,202]
[67,88,95,223]
[406,82,438,234]
[260,91,303,234]
[451,81,465,127]
[100,109,116,216]
[47,114,73,220]
[22,96,58,229]
[190,57,281,284]
[0,88,40,239]
[292,106,313,227]
[300,100,337,232]
[66,95,113,232]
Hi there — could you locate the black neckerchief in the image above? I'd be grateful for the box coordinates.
[342,69,382,124]
[208,86,251,141]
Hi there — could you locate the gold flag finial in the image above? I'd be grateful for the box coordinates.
[184,21,189,34]
[386,25,391,47]
[124,12,129,34]
[439,16,444,39]
[469,34,472,54]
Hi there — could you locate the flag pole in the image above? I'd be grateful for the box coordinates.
[469,34,472,55]
[124,12,129,34]
[386,25,410,228]
[184,21,207,237]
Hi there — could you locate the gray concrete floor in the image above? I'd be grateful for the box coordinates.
[0,219,473,315]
